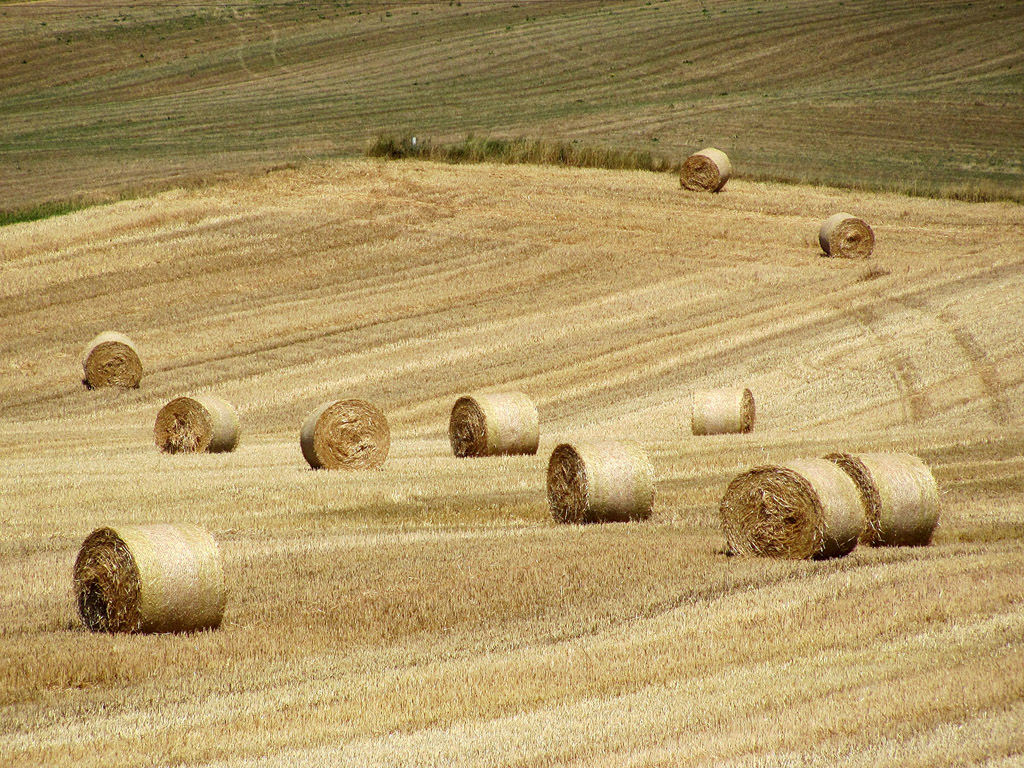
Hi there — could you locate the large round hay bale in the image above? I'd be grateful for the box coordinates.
[818,213,875,258]
[449,392,539,457]
[679,147,732,192]
[154,395,239,454]
[692,388,755,435]
[73,523,226,634]
[547,441,655,524]
[82,332,142,389]
[719,458,864,559]
[300,398,390,470]
[823,452,940,546]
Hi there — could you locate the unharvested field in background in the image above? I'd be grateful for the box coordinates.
[2,0,1024,215]
[1,160,1023,766]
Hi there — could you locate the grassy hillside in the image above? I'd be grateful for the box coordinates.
[2,0,1023,215]
[2,160,1023,765]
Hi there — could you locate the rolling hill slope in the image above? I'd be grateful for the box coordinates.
[1,160,1023,765]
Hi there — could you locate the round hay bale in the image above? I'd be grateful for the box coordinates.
[719,458,864,559]
[818,213,875,258]
[73,523,226,634]
[449,392,539,457]
[154,395,239,454]
[82,332,142,389]
[823,452,940,546]
[547,441,655,524]
[692,388,755,435]
[680,147,732,192]
[300,398,390,470]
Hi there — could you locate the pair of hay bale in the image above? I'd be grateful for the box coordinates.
[819,213,874,258]
[156,395,393,467]
[446,393,653,524]
[720,453,939,559]
[83,334,241,454]
[447,385,753,451]
[680,147,731,193]
[82,332,143,389]
[84,334,241,453]
[74,523,225,633]
[155,395,239,453]
[692,388,755,435]
[677,155,876,259]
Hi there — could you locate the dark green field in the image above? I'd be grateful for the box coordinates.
[2,0,1023,217]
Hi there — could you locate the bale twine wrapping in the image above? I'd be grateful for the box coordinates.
[719,458,864,559]
[818,213,875,258]
[82,332,142,389]
[154,395,239,454]
[73,523,226,633]
[823,452,940,546]
[300,398,390,470]
[547,441,655,524]
[680,147,732,192]
[449,392,539,457]
[692,388,755,435]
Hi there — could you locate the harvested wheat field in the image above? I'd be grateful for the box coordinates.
[2,159,1024,766]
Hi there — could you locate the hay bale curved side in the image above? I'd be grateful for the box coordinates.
[155,394,239,453]
[300,398,390,470]
[680,147,732,192]
[82,331,143,389]
[692,388,755,435]
[547,441,655,524]
[818,213,875,258]
[824,452,939,546]
[73,523,226,633]
[449,392,539,457]
[719,458,863,559]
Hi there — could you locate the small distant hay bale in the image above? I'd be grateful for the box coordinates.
[547,441,655,524]
[82,332,142,389]
[823,452,940,546]
[73,523,226,634]
[300,398,390,470]
[680,147,732,192]
[154,395,239,454]
[818,213,875,258]
[692,388,755,435]
[719,458,864,559]
[449,392,539,457]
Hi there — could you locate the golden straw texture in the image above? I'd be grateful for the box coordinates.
[679,147,732,192]
[691,388,755,435]
[300,398,390,470]
[154,394,239,453]
[824,452,940,546]
[449,392,540,457]
[81,331,142,389]
[547,441,655,524]
[719,458,864,559]
[818,212,875,258]
[73,523,226,634]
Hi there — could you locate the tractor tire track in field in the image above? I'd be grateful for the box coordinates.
[848,304,928,425]
[895,292,1011,428]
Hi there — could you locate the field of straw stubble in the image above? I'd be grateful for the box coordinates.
[2,158,1024,766]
